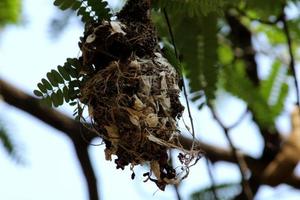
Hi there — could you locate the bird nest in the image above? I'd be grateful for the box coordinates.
[79,20,201,190]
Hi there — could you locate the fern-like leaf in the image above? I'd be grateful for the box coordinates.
[222,61,275,127]
[153,0,221,16]
[260,60,289,117]
[153,0,241,16]
[0,122,16,159]
[168,13,219,103]
[0,0,21,26]
[191,182,241,200]
[34,58,82,108]
[201,14,219,102]
[53,0,111,23]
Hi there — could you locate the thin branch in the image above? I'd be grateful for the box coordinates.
[162,8,218,200]
[173,185,182,200]
[227,108,249,130]
[74,141,99,200]
[3,78,300,195]
[210,107,253,200]
[205,158,219,200]
[162,8,196,148]
[281,10,300,106]
[168,149,182,200]
[163,8,179,59]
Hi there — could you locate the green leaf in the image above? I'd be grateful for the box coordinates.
[47,72,58,87]
[71,1,82,10]
[59,0,76,10]
[77,6,94,23]
[63,86,70,103]
[54,0,64,7]
[69,80,81,88]
[87,0,112,20]
[0,124,15,157]
[218,44,234,65]
[37,83,47,93]
[222,61,274,127]
[200,14,219,102]
[51,69,64,84]
[191,182,241,200]
[165,13,219,103]
[64,60,78,78]
[67,58,81,69]
[51,92,60,107]
[260,60,289,117]
[34,90,43,97]
[153,0,230,16]
[0,0,21,27]
[41,78,52,90]
[261,61,281,101]
[56,89,64,106]
[272,83,288,116]
[40,96,52,107]
[69,101,77,106]
[53,0,111,23]
[70,89,80,100]
[57,65,71,81]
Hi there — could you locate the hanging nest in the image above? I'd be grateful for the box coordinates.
[78,18,200,190]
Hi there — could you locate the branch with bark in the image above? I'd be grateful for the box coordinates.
[1,78,300,199]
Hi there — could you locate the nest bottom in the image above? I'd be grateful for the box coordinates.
[81,53,197,190]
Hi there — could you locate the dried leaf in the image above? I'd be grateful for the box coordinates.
[110,21,126,35]
[145,113,159,127]
[133,95,145,111]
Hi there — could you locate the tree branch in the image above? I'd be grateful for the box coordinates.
[2,78,300,198]
[74,140,99,200]
[281,10,300,107]
[0,78,99,200]
[210,107,253,200]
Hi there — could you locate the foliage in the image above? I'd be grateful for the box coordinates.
[36,0,113,108]
[260,60,289,117]
[152,0,241,16]
[152,0,292,128]
[153,11,219,103]
[0,121,16,159]
[34,0,293,127]
[53,0,111,23]
[190,183,241,200]
[0,0,21,26]
[34,58,85,120]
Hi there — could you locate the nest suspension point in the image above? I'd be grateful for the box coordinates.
[78,0,200,190]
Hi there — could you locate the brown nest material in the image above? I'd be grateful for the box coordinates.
[79,20,200,190]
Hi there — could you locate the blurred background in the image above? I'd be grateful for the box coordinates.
[1,0,300,199]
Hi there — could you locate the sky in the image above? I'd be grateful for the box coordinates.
[0,0,299,200]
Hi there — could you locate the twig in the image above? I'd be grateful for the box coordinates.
[205,158,219,200]
[227,108,249,130]
[281,10,300,107]
[74,141,99,200]
[162,8,218,200]
[173,185,182,200]
[236,8,280,25]
[169,150,182,200]
[4,78,300,191]
[210,107,253,200]
[163,8,179,59]
[162,8,196,150]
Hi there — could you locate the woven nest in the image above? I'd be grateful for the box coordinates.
[79,20,200,190]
